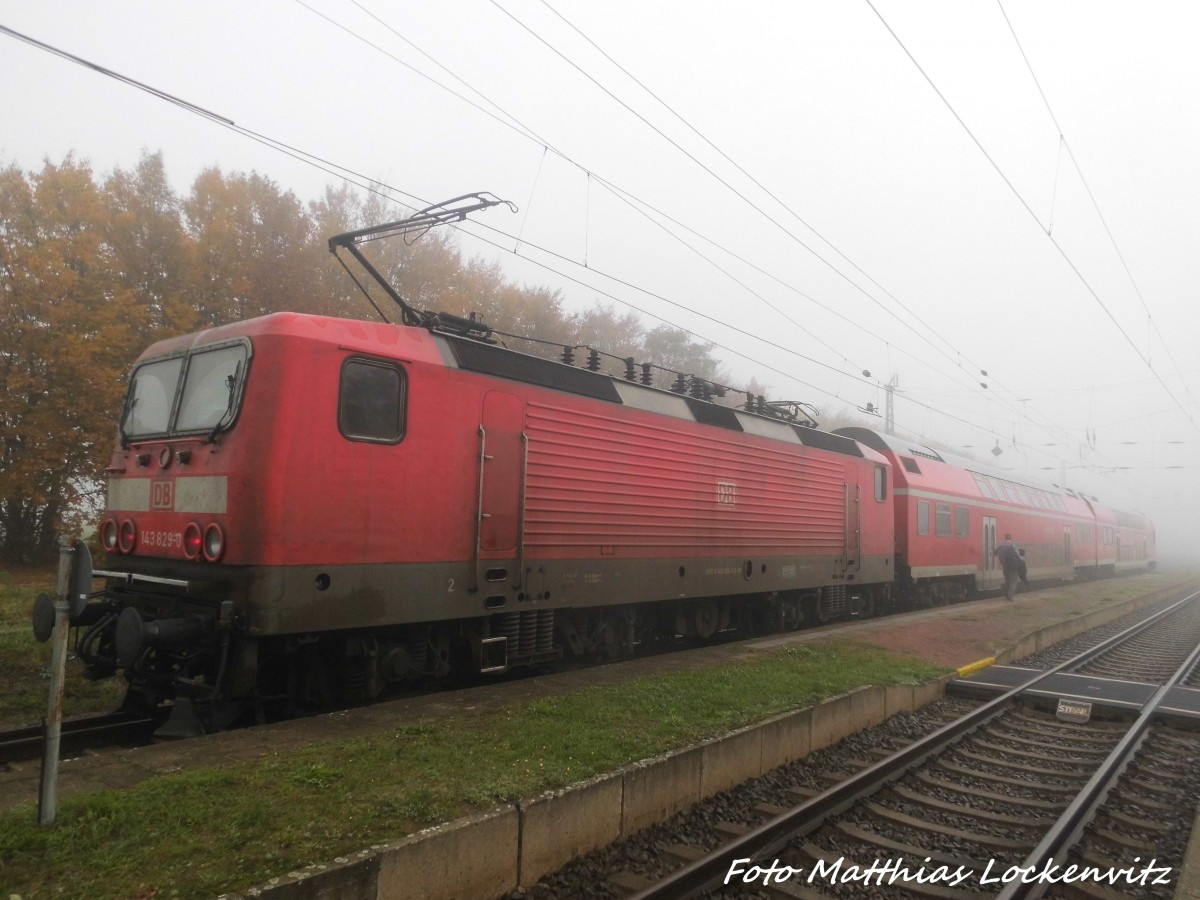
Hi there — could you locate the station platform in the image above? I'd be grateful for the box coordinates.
[949,663,1200,719]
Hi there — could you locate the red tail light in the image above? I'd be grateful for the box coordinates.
[183,522,203,560]
[118,519,138,553]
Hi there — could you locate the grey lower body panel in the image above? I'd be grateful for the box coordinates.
[241,553,895,635]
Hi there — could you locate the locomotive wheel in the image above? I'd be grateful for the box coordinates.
[808,594,832,625]
[594,619,619,660]
[693,599,720,640]
[782,597,802,630]
[429,631,452,679]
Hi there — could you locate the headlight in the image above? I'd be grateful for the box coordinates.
[101,519,119,552]
[202,523,225,562]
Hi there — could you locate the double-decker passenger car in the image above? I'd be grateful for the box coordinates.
[835,428,1155,605]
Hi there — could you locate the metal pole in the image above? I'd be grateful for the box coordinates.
[38,537,74,826]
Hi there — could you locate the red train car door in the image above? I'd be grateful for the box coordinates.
[982,516,999,590]
[843,480,860,575]
[474,391,526,590]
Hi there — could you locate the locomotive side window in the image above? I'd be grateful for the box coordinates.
[874,466,887,501]
[956,506,969,537]
[917,501,930,536]
[339,358,407,443]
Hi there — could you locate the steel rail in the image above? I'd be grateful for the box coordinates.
[996,592,1200,900]
[624,590,1200,899]
[0,711,156,767]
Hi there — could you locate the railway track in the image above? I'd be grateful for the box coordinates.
[532,591,1200,900]
[0,711,157,770]
[1,578,1185,771]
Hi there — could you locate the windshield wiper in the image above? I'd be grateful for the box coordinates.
[205,362,243,444]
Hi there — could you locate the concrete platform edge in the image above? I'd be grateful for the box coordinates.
[225,676,946,899]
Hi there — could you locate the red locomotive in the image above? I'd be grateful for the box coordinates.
[35,199,1155,734]
[58,310,898,732]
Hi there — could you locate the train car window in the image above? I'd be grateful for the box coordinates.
[901,457,922,474]
[956,507,969,537]
[123,355,185,438]
[874,466,887,501]
[175,344,250,433]
[339,358,407,443]
[935,503,952,536]
[917,501,930,536]
[972,473,994,498]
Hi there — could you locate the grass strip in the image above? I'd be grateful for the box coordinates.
[0,572,124,729]
[0,641,943,899]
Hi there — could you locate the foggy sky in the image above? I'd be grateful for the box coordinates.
[2,1,1198,560]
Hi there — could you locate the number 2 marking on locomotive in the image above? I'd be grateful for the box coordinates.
[447,578,455,593]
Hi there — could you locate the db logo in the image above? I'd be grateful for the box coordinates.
[151,480,175,510]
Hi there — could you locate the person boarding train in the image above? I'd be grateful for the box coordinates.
[994,534,1027,601]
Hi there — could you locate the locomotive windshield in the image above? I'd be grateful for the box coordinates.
[121,341,250,441]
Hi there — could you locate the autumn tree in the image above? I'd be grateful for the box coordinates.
[182,168,315,324]
[567,303,644,355]
[0,157,141,564]
[306,183,383,320]
[103,152,199,336]
[0,153,746,564]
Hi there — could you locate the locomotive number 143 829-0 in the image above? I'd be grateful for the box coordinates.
[142,529,184,550]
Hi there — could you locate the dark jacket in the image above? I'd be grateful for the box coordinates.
[996,541,1027,579]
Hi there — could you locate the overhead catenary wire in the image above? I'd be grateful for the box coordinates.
[461,0,1161,490]
[0,17,1174,506]
[284,2,903,383]
[486,0,1005,396]
[306,0,1019,415]
[865,0,1200,440]
[996,0,1200,419]
[438,0,1140,477]
[0,15,1044,468]
[0,21,881,415]
[275,2,1016,416]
